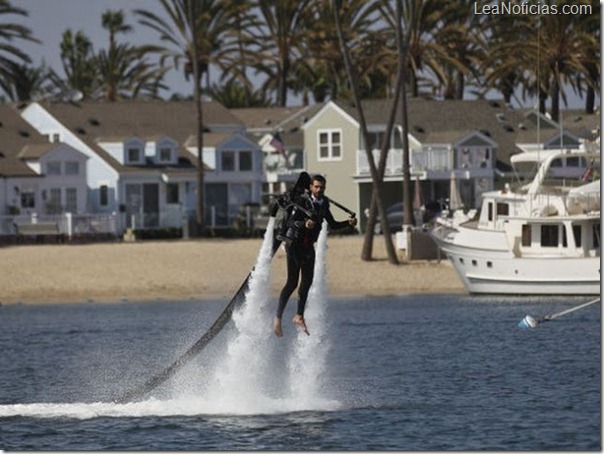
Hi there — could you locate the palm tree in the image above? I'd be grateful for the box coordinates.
[527,10,598,121]
[207,78,271,107]
[479,13,531,105]
[59,29,98,98]
[135,0,233,234]
[431,0,485,100]
[302,0,386,102]
[247,0,313,106]
[96,10,168,101]
[0,62,53,101]
[375,0,449,98]
[217,0,260,105]
[0,0,40,99]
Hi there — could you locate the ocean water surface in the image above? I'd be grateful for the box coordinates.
[0,293,600,450]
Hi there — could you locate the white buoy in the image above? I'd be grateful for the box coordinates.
[517,298,600,329]
[518,315,538,329]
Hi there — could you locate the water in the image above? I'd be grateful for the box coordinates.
[0,228,600,450]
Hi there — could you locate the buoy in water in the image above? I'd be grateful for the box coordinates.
[518,315,538,329]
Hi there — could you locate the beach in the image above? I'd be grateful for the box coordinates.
[0,235,465,304]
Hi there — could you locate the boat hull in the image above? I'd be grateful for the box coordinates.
[432,226,601,295]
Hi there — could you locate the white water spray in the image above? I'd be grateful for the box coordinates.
[0,216,339,419]
[287,220,337,409]
[201,217,279,413]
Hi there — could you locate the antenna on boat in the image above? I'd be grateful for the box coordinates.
[518,298,600,329]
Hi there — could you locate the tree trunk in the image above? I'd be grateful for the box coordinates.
[333,0,398,265]
[190,1,205,236]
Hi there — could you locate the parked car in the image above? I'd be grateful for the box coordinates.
[371,200,443,234]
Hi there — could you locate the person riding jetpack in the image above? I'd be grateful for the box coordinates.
[269,171,357,336]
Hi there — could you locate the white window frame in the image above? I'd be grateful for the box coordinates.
[99,183,109,207]
[221,151,236,171]
[239,150,253,171]
[158,146,173,164]
[317,129,343,161]
[126,147,143,164]
[65,187,77,213]
[65,161,79,175]
[46,161,62,175]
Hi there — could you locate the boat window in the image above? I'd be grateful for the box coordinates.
[563,227,567,247]
[551,158,563,168]
[496,203,509,216]
[540,225,559,247]
[488,202,493,221]
[593,224,600,249]
[459,258,464,264]
[573,225,582,248]
[522,225,531,246]
[487,261,492,268]
[472,260,477,266]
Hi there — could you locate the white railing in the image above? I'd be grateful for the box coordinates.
[0,212,121,238]
[356,148,453,175]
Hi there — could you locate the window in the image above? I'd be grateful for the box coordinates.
[127,147,141,164]
[496,203,509,216]
[100,185,109,207]
[45,132,60,143]
[365,132,384,150]
[572,225,582,248]
[65,161,79,175]
[20,190,35,208]
[239,151,252,171]
[47,188,62,214]
[521,224,531,246]
[593,224,600,249]
[318,130,342,160]
[166,183,179,204]
[222,151,235,171]
[65,188,77,212]
[159,147,172,163]
[460,148,471,168]
[46,161,61,175]
[540,225,559,247]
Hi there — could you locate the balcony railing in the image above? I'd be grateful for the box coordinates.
[356,148,453,176]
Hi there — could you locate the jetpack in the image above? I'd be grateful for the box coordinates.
[115,171,312,403]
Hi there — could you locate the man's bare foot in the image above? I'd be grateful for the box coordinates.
[273,317,283,337]
[293,314,310,336]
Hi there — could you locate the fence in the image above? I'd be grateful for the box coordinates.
[0,212,120,241]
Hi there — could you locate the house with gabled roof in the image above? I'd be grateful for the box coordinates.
[231,104,323,200]
[18,100,264,230]
[0,105,87,226]
[301,98,593,231]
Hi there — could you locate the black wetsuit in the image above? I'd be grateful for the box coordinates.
[276,196,349,319]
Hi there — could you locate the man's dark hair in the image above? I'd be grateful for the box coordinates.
[311,174,326,184]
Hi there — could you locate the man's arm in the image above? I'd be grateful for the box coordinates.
[324,204,356,229]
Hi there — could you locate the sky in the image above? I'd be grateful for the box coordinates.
[12,0,600,110]
[13,0,194,98]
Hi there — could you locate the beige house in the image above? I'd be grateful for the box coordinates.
[302,98,599,231]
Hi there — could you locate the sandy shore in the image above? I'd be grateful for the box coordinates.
[0,235,465,304]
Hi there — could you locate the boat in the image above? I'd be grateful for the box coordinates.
[431,148,601,295]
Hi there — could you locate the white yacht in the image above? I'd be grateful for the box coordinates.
[431,149,601,295]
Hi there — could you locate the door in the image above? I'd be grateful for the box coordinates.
[143,183,159,227]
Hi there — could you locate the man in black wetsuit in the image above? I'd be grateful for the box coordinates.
[273,174,357,337]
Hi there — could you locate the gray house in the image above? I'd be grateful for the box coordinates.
[19,100,264,230]
[0,104,88,224]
